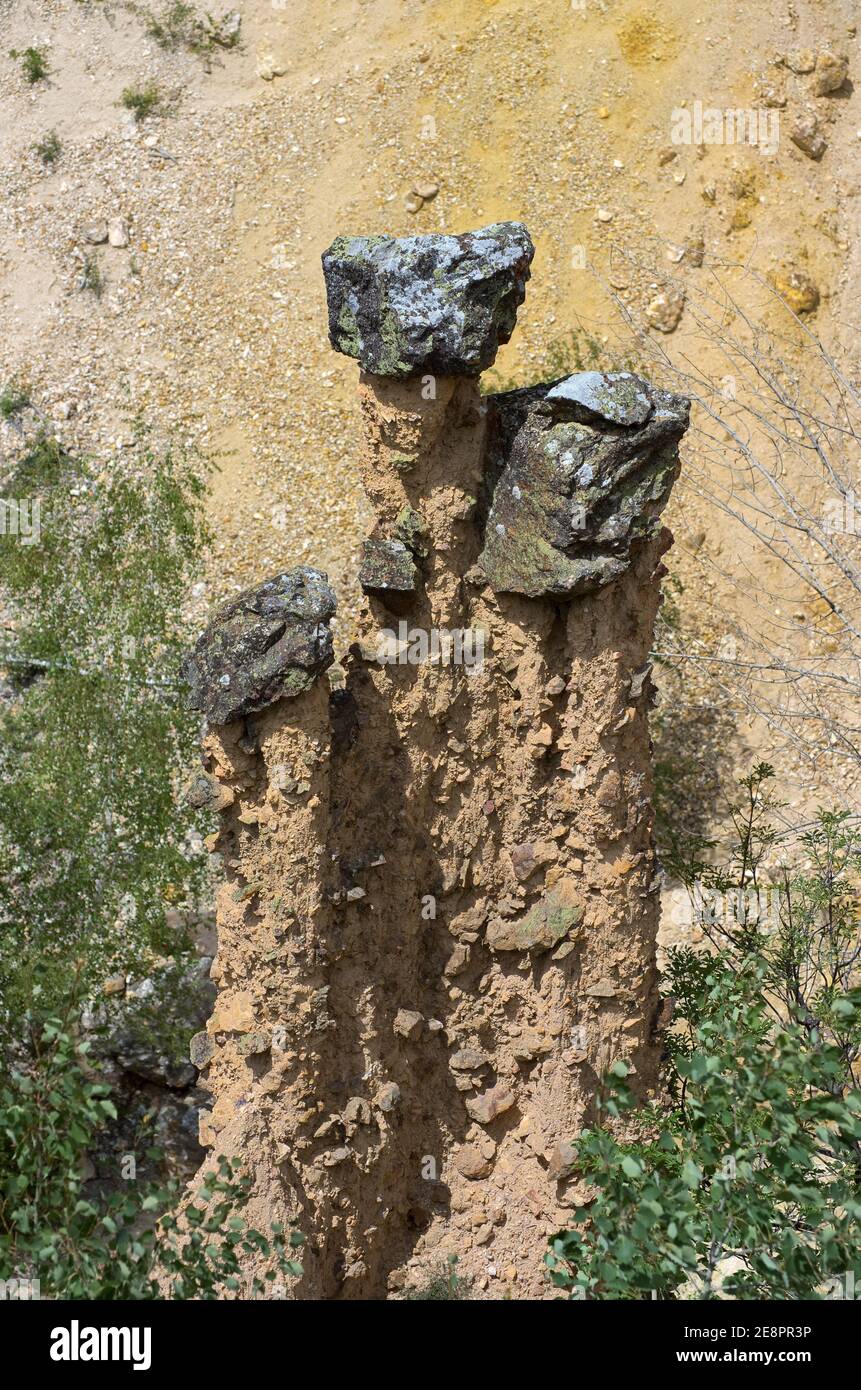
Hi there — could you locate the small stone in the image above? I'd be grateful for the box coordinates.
[786,49,816,74]
[444,943,470,976]
[545,370,653,426]
[404,194,423,214]
[343,1097,371,1126]
[107,217,130,248]
[83,222,108,244]
[450,1047,489,1071]
[236,1030,270,1057]
[256,55,286,81]
[486,882,583,954]
[359,538,419,607]
[545,676,566,696]
[394,505,430,557]
[509,840,558,882]
[455,1144,493,1179]
[213,10,241,45]
[685,234,705,267]
[812,51,848,96]
[586,977,619,998]
[790,112,827,160]
[412,181,439,201]
[322,1146,351,1167]
[645,285,685,333]
[102,973,126,996]
[770,266,820,315]
[376,1081,401,1112]
[189,1031,216,1068]
[510,1029,551,1061]
[465,1083,516,1125]
[393,1008,424,1040]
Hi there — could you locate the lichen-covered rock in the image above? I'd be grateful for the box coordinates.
[359,538,419,606]
[545,370,652,425]
[478,371,689,598]
[181,566,336,724]
[394,505,430,557]
[321,222,534,378]
[485,882,584,953]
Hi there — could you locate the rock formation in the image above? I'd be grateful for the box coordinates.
[186,222,689,1299]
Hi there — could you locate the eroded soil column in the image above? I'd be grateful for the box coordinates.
[184,222,689,1300]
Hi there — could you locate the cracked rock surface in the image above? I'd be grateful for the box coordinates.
[478,371,690,598]
[321,222,534,378]
[181,566,336,724]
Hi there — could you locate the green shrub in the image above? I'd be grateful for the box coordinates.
[78,252,105,297]
[0,424,211,1024]
[32,130,62,165]
[0,1022,303,1298]
[143,2,240,54]
[9,46,50,84]
[119,82,165,122]
[0,380,31,419]
[547,774,861,1299]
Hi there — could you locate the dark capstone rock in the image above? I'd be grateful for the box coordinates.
[321,222,534,378]
[359,538,419,611]
[478,371,689,598]
[181,566,336,724]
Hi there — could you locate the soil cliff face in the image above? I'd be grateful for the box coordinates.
[183,224,689,1299]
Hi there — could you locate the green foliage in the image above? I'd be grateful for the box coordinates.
[142,2,240,54]
[0,1022,303,1299]
[0,424,211,1023]
[119,82,165,122]
[78,253,105,298]
[664,764,861,1074]
[406,1255,473,1300]
[0,380,31,419]
[32,129,62,165]
[547,963,861,1299]
[9,46,50,83]
[547,773,861,1300]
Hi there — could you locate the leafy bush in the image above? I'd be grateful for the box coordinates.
[0,1022,303,1298]
[142,2,241,54]
[547,773,861,1300]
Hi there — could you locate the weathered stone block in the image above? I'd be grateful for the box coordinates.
[321,222,534,378]
[478,371,689,598]
[181,565,336,724]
